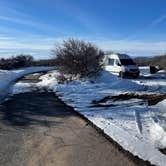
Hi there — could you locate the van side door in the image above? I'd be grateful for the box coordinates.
[113,59,122,74]
[105,58,115,73]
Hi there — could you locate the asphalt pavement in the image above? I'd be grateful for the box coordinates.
[0,73,148,166]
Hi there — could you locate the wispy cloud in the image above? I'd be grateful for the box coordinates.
[54,0,101,35]
[150,14,166,27]
[97,40,166,51]
[0,35,55,59]
[0,37,53,50]
[0,2,165,58]
[0,3,69,36]
[0,36,14,40]
[94,39,166,56]
[0,15,67,35]
[0,35,166,58]
[0,35,69,59]
[123,14,166,41]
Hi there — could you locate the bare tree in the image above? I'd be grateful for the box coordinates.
[52,39,104,79]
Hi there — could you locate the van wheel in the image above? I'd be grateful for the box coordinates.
[134,72,140,78]
[119,71,125,78]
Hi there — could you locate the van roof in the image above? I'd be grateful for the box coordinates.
[106,53,131,59]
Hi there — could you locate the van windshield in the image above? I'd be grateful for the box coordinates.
[120,59,136,66]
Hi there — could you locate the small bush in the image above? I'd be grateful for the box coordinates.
[56,74,68,84]
[135,55,166,70]
[0,55,34,70]
[14,55,33,67]
[53,39,104,79]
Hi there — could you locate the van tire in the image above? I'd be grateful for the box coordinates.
[119,71,125,78]
[134,72,140,78]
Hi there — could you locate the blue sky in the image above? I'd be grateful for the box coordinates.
[0,0,166,59]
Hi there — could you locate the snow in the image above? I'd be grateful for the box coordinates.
[96,71,144,91]
[1,67,166,166]
[149,121,166,148]
[12,82,36,94]
[157,99,166,112]
[133,70,166,92]
[0,67,54,101]
[139,66,150,76]
[35,69,166,166]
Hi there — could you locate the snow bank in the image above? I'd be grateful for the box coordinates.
[150,122,166,148]
[12,82,36,95]
[96,71,144,91]
[7,69,166,166]
[36,70,166,166]
[153,70,166,79]
[0,67,54,101]
[139,66,166,78]
[133,70,166,92]
[157,99,166,112]
[139,66,150,76]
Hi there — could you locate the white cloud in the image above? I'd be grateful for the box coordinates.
[92,39,166,57]
[96,40,166,52]
[0,15,68,35]
[0,35,166,58]
[0,36,14,40]
[0,4,69,36]
[0,39,52,50]
[150,15,166,27]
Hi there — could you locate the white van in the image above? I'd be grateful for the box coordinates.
[104,53,140,78]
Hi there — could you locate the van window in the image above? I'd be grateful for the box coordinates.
[108,59,114,65]
[115,59,121,66]
[120,59,135,65]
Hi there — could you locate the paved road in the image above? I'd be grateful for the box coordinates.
[0,73,148,166]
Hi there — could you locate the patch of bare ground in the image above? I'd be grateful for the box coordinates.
[91,93,166,107]
[159,148,166,155]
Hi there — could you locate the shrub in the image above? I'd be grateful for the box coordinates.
[53,39,104,79]
[13,55,34,68]
[135,55,166,70]
[0,54,34,70]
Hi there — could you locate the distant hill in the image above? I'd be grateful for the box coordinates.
[134,55,166,70]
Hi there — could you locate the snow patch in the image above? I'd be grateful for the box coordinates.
[150,122,166,148]
[0,67,54,101]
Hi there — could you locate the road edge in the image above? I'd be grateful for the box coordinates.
[54,93,154,166]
